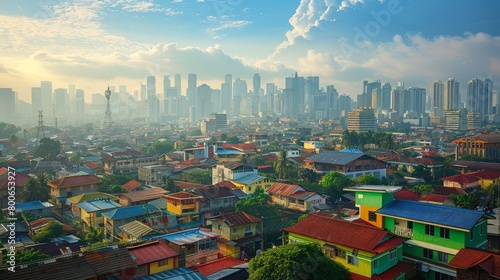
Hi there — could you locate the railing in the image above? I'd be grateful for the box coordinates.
[394,226,413,238]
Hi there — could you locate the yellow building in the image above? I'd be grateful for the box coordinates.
[127,239,179,277]
[209,211,262,259]
[76,199,122,230]
[230,174,275,195]
[164,192,204,227]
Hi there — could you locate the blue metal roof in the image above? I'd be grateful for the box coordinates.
[102,204,159,220]
[16,200,45,211]
[215,148,244,155]
[78,199,122,213]
[135,267,206,280]
[376,200,486,230]
[152,228,219,246]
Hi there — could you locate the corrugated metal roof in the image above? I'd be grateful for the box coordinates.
[119,220,154,238]
[102,204,160,220]
[209,211,261,227]
[127,240,178,265]
[154,228,219,246]
[376,200,486,230]
[78,199,121,213]
[304,150,368,165]
[135,266,207,280]
[231,174,265,185]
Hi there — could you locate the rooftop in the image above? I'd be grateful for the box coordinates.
[0,173,30,190]
[119,220,154,238]
[231,174,266,185]
[164,191,204,200]
[127,240,178,265]
[48,174,102,188]
[209,211,261,227]
[119,187,168,202]
[377,200,487,231]
[122,179,142,192]
[305,150,375,166]
[135,267,206,280]
[191,257,246,276]
[15,200,53,212]
[449,248,500,278]
[67,192,119,204]
[267,182,303,196]
[153,227,219,246]
[102,204,160,220]
[77,199,121,213]
[344,185,403,193]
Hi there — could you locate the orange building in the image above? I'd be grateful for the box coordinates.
[453,133,500,160]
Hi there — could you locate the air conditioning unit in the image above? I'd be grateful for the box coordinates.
[415,262,430,272]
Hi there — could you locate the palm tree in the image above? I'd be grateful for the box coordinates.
[19,173,51,202]
[273,150,289,179]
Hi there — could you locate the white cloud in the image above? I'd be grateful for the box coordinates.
[205,20,252,38]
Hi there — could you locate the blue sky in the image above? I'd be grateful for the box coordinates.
[1,0,500,102]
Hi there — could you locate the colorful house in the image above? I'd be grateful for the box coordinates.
[48,174,102,201]
[449,248,500,280]
[230,174,275,195]
[118,187,168,206]
[193,186,239,219]
[209,211,262,259]
[77,198,122,230]
[267,182,326,212]
[283,214,411,279]
[345,185,491,280]
[102,204,161,241]
[127,239,179,277]
[441,174,481,189]
[466,170,500,189]
[163,192,204,228]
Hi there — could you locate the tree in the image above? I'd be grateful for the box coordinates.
[162,176,182,193]
[411,184,434,197]
[411,165,433,183]
[99,174,134,193]
[33,138,62,160]
[450,193,480,209]
[0,122,21,139]
[178,169,212,185]
[432,166,460,185]
[356,174,382,185]
[319,172,355,201]
[110,184,126,193]
[298,168,318,182]
[33,220,65,243]
[2,248,49,265]
[235,187,281,218]
[84,227,104,243]
[10,134,18,146]
[274,150,290,179]
[69,152,81,165]
[249,242,351,280]
[19,173,51,202]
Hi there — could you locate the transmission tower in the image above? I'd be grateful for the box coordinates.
[36,110,46,146]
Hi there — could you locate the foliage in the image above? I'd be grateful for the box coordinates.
[69,152,81,165]
[298,168,318,182]
[10,134,19,145]
[319,172,355,201]
[33,138,62,160]
[84,241,109,251]
[33,220,65,243]
[356,174,382,185]
[162,176,182,193]
[432,166,460,185]
[99,174,134,193]
[178,169,212,185]
[0,122,21,139]
[450,192,480,209]
[2,248,49,265]
[411,165,433,183]
[142,141,175,155]
[84,227,104,243]
[19,173,51,202]
[273,150,291,179]
[484,183,499,208]
[235,187,282,218]
[110,184,126,193]
[341,130,396,150]
[386,172,408,186]
[411,184,435,197]
[249,242,351,280]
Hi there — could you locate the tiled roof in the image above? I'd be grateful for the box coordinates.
[267,182,302,196]
[193,186,237,200]
[451,160,500,171]
[305,150,378,166]
[84,161,100,170]
[127,240,178,265]
[469,170,500,180]
[376,200,486,230]
[441,174,480,184]
[120,220,154,238]
[83,246,137,276]
[30,218,76,233]
[372,260,415,280]
[102,204,160,220]
[0,167,8,177]
[453,133,500,144]
[449,248,500,278]
[174,180,206,190]
[213,181,238,190]
[67,192,119,204]
[122,179,142,192]
[420,194,450,203]
[119,187,168,202]
[210,211,261,226]
[283,214,405,253]
[0,172,30,190]
[192,257,246,276]
[394,189,420,201]
[222,143,258,150]
[48,174,102,188]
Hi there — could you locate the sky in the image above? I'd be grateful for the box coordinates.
[1,0,500,103]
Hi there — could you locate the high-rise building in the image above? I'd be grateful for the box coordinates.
[266,83,277,115]
[326,85,339,118]
[0,88,15,124]
[406,87,426,116]
[221,74,232,113]
[467,112,481,130]
[446,108,467,131]
[305,76,320,116]
[233,78,247,116]
[380,82,391,110]
[362,80,381,108]
[197,84,211,121]
[53,88,67,123]
[430,80,444,118]
[187,74,197,108]
[252,73,261,116]
[32,87,42,118]
[391,89,404,117]
[444,78,460,111]
[41,81,52,120]
[348,107,377,132]
[174,74,181,97]
[75,89,85,121]
[146,76,159,123]
[467,78,493,121]
[285,72,305,117]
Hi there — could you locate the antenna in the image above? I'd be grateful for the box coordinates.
[36,110,46,146]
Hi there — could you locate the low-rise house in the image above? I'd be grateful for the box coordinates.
[48,174,102,203]
[304,150,387,179]
[29,217,77,237]
[164,192,204,229]
[441,174,481,189]
[118,187,168,206]
[68,192,119,217]
[153,227,220,267]
[102,204,161,241]
[101,150,158,175]
[212,163,257,185]
[283,214,411,279]
[7,200,54,217]
[0,173,29,208]
[119,220,155,242]
[122,179,143,192]
[77,198,122,230]
[267,182,326,212]
[127,239,179,277]
[138,165,175,184]
[449,248,500,280]
[230,174,275,195]
[191,257,246,277]
[464,170,500,189]
[193,186,239,219]
[209,211,262,259]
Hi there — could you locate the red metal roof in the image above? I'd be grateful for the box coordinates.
[211,211,261,226]
[48,174,102,188]
[173,180,206,190]
[0,167,8,177]
[420,194,450,203]
[450,248,500,278]
[284,214,405,254]
[469,170,500,180]
[441,174,480,184]
[267,182,302,196]
[84,161,100,170]
[0,172,30,190]
[127,240,179,265]
[394,189,420,201]
[192,257,246,276]
[122,180,142,192]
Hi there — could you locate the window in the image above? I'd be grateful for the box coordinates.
[217,224,222,230]
[389,248,397,260]
[440,227,450,239]
[425,224,434,236]
[438,252,448,263]
[233,228,238,233]
[335,248,346,258]
[248,186,252,192]
[158,259,168,266]
[407,221,413,230]
[480,224,483,235]
[368,211,377,222]
[347,255,358,266]
[373,259,378,269]
[245,225,252,232]
[423,248,433,259]
[470,229,474,241]
[198,238,217,251]
[135,265,147,275]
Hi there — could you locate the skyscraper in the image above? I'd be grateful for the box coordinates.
[41,81,52,120]
[305,76,320,116]
[75,89,85,121]
[221,74,232,113]
[0,88,15,124]
[380,82,391,110]
[285,72,305,117]
[252,73,261,116]
[430,80,444,118]
[53,88,67,124]
[187,73,197,108]
[444,78,460,111]
[233,78,247,116]
[146,76,159,123]
[266,83,277,115]
[467,78,493,121]
[32,87,42,119]
[348,107,377,132]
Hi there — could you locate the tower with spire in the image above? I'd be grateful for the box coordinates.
[103,86,113,129]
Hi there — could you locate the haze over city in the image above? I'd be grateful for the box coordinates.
[1,0,500,106]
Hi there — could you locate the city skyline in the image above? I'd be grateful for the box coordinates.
[1,0,500,103]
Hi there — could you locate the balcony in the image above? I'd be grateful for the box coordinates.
[394,226,413,238]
